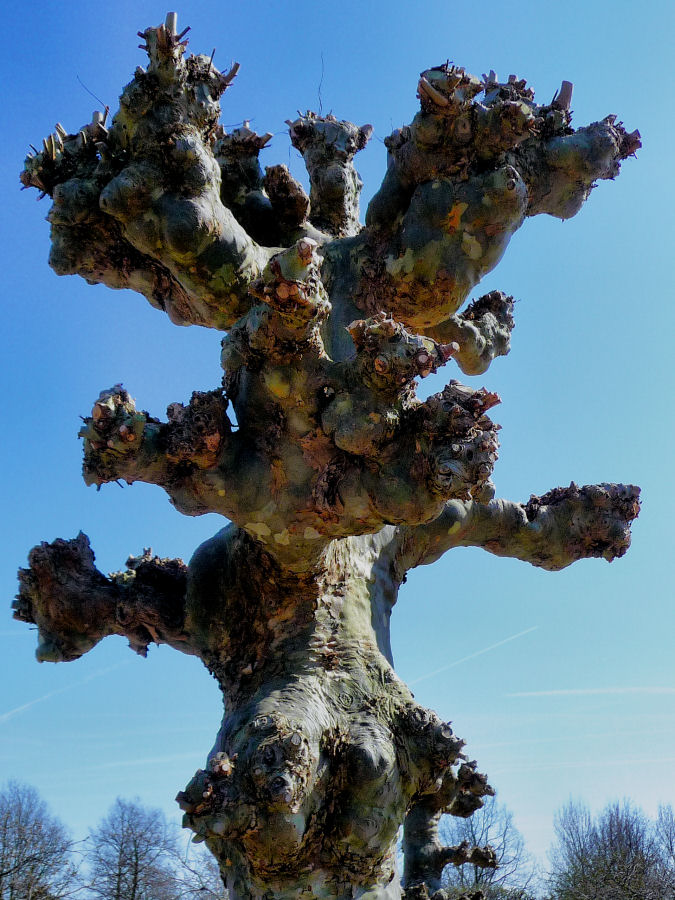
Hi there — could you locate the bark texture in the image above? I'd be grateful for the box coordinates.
[17,15,641,899]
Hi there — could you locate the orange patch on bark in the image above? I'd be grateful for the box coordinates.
[443,202,468,233]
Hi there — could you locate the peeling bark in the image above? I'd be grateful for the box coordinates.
[17,15,641,899]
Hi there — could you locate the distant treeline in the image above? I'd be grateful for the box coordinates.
[2,780,673,899]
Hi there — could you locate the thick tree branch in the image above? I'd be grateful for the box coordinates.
[264,165,311,237]
[13,533,189,661]
[288,113,373,237]
[398,482,640,571]
[80,385,233,514]
[213,124,314,247]
[352,66,639,335]
[402,762,496,894]
[508,115,642,219]
[360,162,527,332]
[427,291,515,376]
[21,15,270,329]
[46,204,199,326]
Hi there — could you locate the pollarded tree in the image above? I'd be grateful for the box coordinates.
[15,13,641,900]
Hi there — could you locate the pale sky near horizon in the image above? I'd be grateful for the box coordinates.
[2,0,674,872]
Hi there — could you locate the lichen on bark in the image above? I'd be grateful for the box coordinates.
[16,14,641,900]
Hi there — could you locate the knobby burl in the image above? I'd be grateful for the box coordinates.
[16,14,640,900]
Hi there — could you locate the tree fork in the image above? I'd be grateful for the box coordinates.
[17,12,640,899]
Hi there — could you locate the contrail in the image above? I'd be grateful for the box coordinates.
[491,755,675,776]
[476,724,675,751]
[0,662,130,725]
[83,752,204,772]
[409,625,539,686]
[508,686,675,698]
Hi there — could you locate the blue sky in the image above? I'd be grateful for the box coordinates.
[2,0,674,868]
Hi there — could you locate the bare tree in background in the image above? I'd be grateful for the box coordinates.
[176,843,228,899]
[438,796,537,899]
[0,781,79,900]
[86,798,180,900]
[656,803,675,880]
[86,798,228,900]
[547,799,675,900]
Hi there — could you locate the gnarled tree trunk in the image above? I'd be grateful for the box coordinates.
[15,14,640,899]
